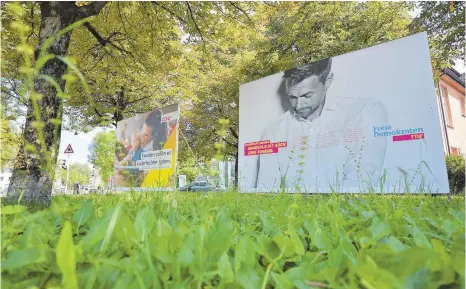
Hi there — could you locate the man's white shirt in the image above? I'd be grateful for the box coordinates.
[254,96,388,192]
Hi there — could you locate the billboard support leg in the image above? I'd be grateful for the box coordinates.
[178,129,209,184]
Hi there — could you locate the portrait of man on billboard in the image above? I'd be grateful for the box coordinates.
[252,57,388,191]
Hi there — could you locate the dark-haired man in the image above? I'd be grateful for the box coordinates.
[254,58,388,192]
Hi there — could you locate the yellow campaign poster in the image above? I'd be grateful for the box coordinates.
[114,104,179,190]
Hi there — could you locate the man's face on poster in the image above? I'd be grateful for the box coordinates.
[286,74,332,120]
[141,123,152,148]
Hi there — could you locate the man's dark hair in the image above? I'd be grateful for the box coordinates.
[145,108,167,149]
[283,57,332,86]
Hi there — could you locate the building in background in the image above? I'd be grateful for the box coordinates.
[194,160,235,188]
[437,67,465,156]
[89,167,103,188]
[212,160,235,188]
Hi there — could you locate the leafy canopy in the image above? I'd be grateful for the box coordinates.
[88,130,116,184]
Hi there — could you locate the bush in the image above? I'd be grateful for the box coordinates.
[445,155,465,194]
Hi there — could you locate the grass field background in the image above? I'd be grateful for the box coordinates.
[1,192,465,289]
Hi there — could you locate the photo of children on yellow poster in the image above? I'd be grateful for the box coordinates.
[114,104,179,190]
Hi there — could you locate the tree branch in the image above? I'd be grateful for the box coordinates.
[125,110,146,115]
[26,3,37,42]
[93,99,113,104]
[126,95,152,105]
[152,2,188,25]
[229,127,238,139]
[185,1,213,69]
[2,90,22,102]
[84,22,107,46]
[213,3,247,26]
[185,2,205,44]
[225,152,236,157]
[228,2,254,27]
[83,22,134,58]
[223,137,237,149]
[263,2,278,7]
[94,107,103,117]
[86,50,108,72]
[76,1,108,20]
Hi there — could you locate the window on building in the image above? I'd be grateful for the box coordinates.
[451,147,460,156]
[440,86,454,128]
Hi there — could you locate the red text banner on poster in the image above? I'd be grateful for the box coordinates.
[244,140,287,156]
[392,133,425,142]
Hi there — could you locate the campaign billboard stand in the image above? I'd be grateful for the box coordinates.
[114,104,180,192]
[238,32,450,194]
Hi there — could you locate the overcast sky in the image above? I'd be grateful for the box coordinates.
[453,59,465,73]
[57,127,110,167]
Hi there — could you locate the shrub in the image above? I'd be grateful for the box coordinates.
[445,155,465,194]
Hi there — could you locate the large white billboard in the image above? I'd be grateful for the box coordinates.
[238,32,450,194]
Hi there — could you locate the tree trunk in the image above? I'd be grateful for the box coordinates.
[7,2,106,206]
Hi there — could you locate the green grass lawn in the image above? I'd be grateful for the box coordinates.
[1,192,465,289]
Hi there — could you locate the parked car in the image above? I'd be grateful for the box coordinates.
[86,186,103,194]
[80,186,90,194]
[179,181,226,192]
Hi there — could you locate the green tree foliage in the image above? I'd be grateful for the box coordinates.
[87,131,116,184]
[181,71,239,162]
[64,2,186,130]
[445,155,465,194]
[0,2,40,120]
[63,2,257,131]
[0,119,21,168]
[254,2,413,73]
[411,1,465,70]
[61,162,90,190]
[177,155,205,184]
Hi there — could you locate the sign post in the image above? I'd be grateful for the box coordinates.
[64,144,74,194]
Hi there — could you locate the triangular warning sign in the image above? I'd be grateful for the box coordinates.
[64,144,74,154]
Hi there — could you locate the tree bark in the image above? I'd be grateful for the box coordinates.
[229,126,239,188]
[7,2,106,206]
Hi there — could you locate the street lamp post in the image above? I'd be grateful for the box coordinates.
[65,154,70,194]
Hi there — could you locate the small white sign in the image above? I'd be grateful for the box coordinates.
[161,111,179,123]
[179,175,187,188]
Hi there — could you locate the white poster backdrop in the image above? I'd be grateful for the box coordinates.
[239,32,450,194]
